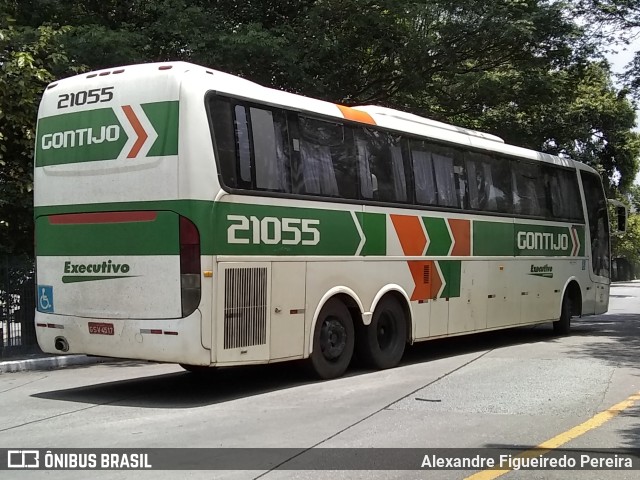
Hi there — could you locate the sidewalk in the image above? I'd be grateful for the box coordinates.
[0,352,118,373]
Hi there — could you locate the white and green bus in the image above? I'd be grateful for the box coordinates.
[34,62,614,379]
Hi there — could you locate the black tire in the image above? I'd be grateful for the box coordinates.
[553,294,572,335]
[179,363,216,374]
[309,298,355,380]
[356,296,407,369]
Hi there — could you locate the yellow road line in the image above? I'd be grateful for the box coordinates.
[465,391,640,480]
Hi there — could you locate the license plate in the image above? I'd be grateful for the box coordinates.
[88,322,114,335]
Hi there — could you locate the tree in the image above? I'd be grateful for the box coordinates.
[0,14,78,255]
[571,0,640,99]
[2,0,640,255]
[534,62,640,193]
[612,213,640,279]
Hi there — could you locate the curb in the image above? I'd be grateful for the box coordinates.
[0,355,118,373]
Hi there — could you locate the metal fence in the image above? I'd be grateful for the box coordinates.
[0,255,39,356]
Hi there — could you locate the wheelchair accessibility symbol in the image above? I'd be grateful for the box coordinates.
[37,285,54,313]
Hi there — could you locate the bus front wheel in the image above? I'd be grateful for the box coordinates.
[553,294,572,335]
[357,296,407,370]
[309,298,354,380]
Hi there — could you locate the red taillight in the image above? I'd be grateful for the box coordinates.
[180,216,200,274]
[179,216,201,317]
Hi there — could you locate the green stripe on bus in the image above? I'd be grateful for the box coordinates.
[576,225,586,256]
[212,202,362,255]
[35,200,587,258]
[359,212,386,256]
[423,217,452,256]
[473,221,514,256]
[439,260,461,298]
[35,210,180,256]
[143,101,179,156]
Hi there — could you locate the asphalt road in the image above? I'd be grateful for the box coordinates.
[1,282,639,479]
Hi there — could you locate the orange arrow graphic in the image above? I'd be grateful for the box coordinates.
[449,219,471,256]
[390,214,427,255]
[570,226,580,256]
[408,260,443,301]
[122,105,148,158]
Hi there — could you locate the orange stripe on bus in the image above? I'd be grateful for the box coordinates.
[390,214,427,256]
[122,105,148,158]
[449,219,471,256]
[336,105,376,125]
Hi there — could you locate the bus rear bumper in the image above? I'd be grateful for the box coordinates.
[34,309,211,365]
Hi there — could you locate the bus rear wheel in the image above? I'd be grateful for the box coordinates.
[357,296,407,370]
[309,298,354,380]
[553,294,572,335]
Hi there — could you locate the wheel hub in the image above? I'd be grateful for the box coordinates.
[377,311,395,351]
[320,317,347,360]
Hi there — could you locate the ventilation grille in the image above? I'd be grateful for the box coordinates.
[224,267,268,349]
[423,264,431,284]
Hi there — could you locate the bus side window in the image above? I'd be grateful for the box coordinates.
[409,141,464,209]
[234,105,253,187]
[356,128,408,203]
[248,107,291,193]
[581,171,610,278]
[465,151,494,211]
[295,116,357,199]
[512,162,545,217]
[489,156,513,213]
[410,141,438,206]
[432,145,464,208]
[547,167,583,221]
[433,153,456,207]
[454,159,468,209]
[210,97,245,189]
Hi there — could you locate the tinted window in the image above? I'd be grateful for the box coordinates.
[512,162,547,216]
[581,172,609,278]
[210,97,242,188]
[465,152,512,213]
[546,167,583,221]
[410,141,437,205]
[234,105,252,184]
[356,128,408,202]
[210,95,586,224]
[250,107,290,192]
[296,117,357,198]
[433,146,460,208]
[211,98,290,192]
[410,141,465,208]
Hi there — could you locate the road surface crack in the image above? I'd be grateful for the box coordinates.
[0,375,49,394]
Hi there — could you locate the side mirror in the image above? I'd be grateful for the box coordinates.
[617,206,627,232]
[608,199,627,233]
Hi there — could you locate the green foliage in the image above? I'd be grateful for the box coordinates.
[612,213,640,278]
[625,184,640,211]
[543,62,639,193]
[572,0,640,101]
[1,0,640,258]
[0,18,82,255]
